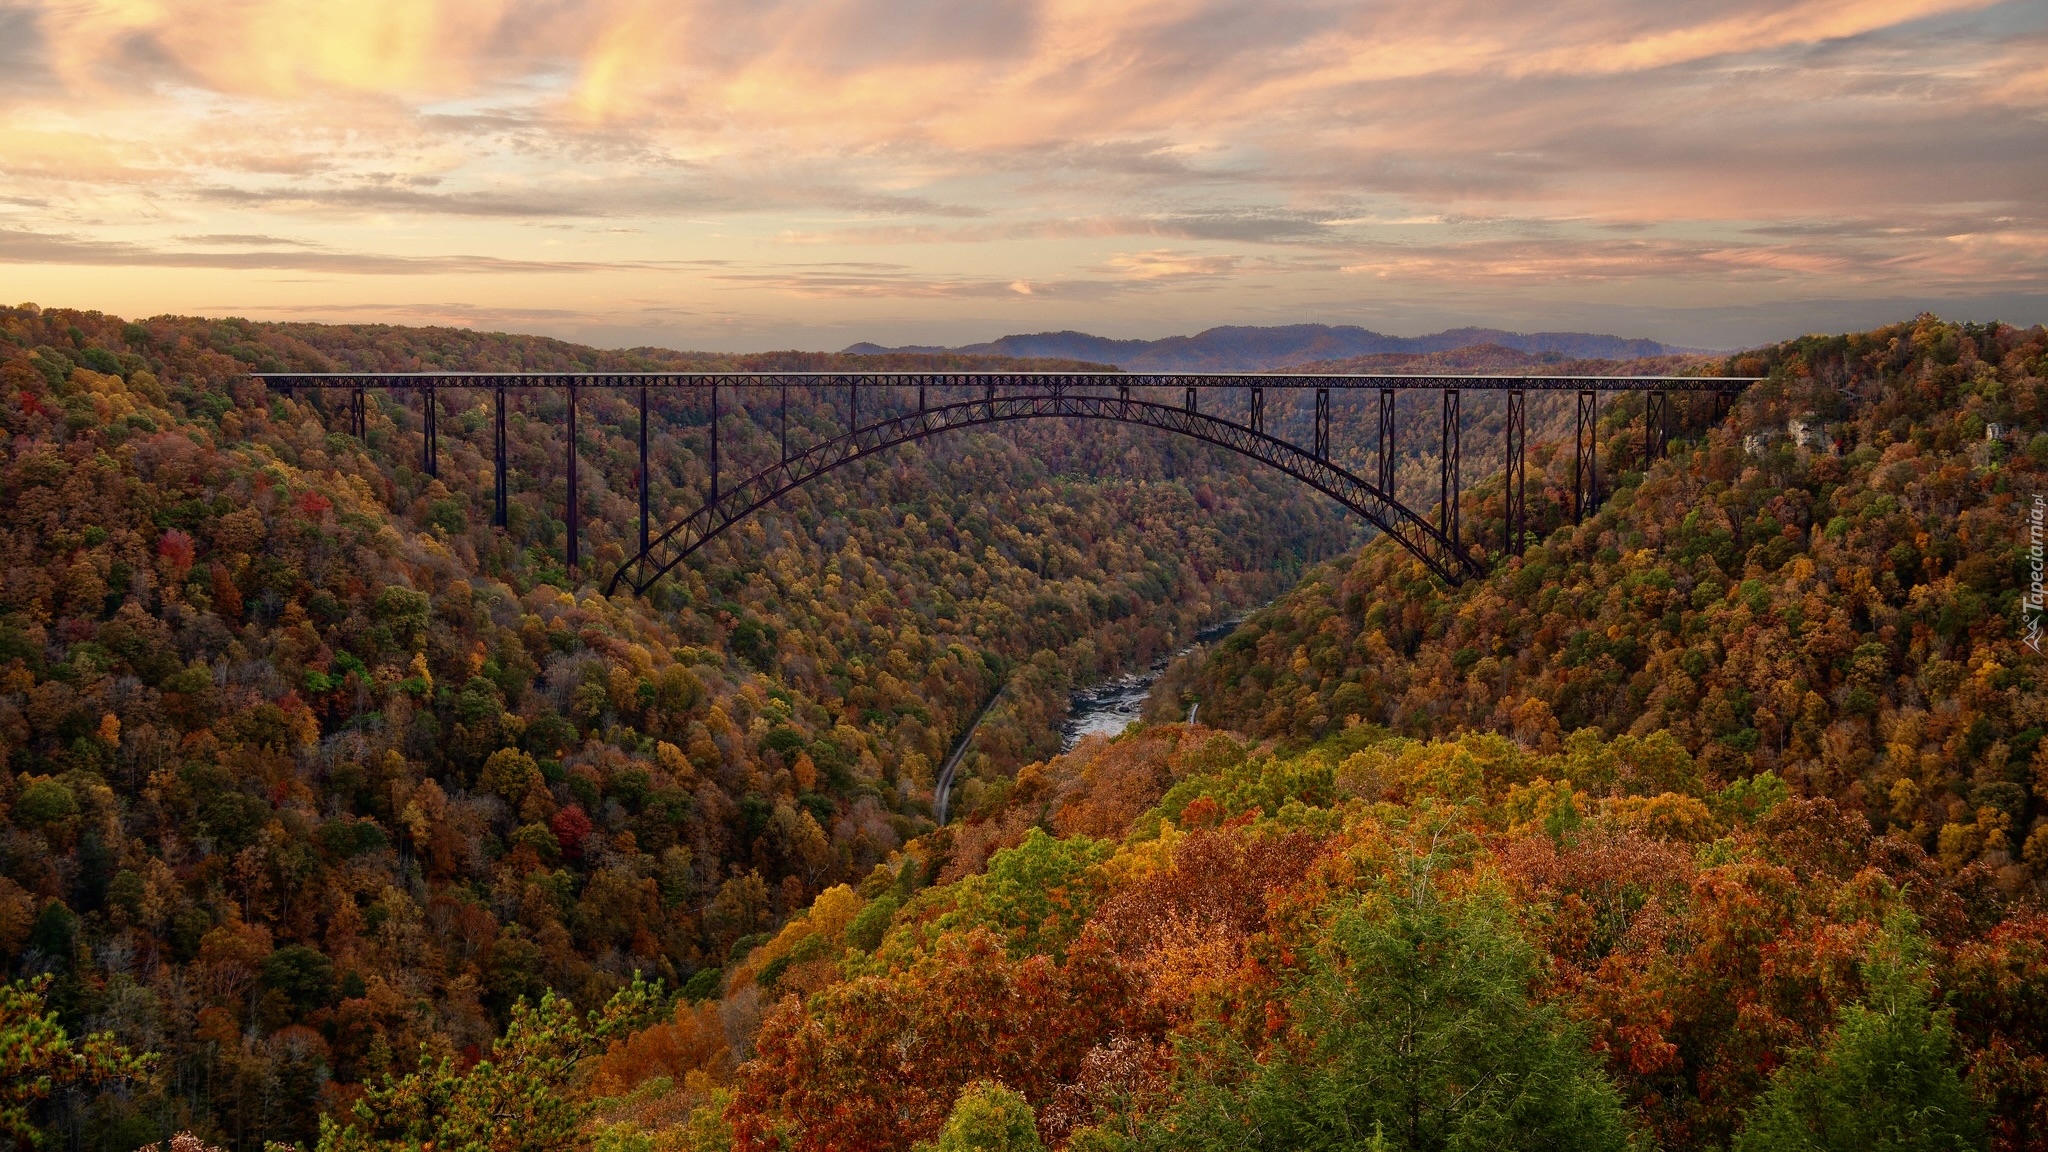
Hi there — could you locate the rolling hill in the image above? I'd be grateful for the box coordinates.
[844,324,1690,372]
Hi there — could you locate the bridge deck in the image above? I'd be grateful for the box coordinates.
[255,370,1751,392]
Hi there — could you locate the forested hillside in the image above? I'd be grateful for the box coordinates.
[1173,315,2048,884]
[0,304,1342,1148]
[564,316,2047,1152]
[6,308,2045,1152]
[673,725,2024,1152]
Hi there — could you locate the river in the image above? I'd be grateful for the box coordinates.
[936,614,1251,825]
[1059,616,1247,751]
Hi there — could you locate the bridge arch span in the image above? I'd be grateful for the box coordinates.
[606,391,1480,596]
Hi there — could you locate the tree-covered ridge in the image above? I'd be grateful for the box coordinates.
[6,306,2044,1152]
[583,721,2035,1152]
[0,303,1343,1148]
[1168,316,2048,887]
[1288,343,1711,376]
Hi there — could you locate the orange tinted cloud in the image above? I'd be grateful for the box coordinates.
[2,0,2042,349]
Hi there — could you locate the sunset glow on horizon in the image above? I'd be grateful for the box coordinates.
[2,0,2043,351]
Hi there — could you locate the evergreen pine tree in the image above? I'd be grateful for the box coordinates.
[1733,909,1986,1152]
[1146,855,1628,1151]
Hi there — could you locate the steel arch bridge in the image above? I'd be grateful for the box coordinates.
[255,370,1755,595]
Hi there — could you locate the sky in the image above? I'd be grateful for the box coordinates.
[1,0,2044,353]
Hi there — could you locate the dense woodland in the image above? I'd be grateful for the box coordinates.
[4,307,2045,1152]
[0,304,1341,1148]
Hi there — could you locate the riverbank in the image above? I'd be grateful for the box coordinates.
[1059,614,1250,750]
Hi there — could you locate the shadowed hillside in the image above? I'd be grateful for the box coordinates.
[846,324,1689,372]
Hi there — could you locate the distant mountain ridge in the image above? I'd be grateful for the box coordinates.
[843,324,1689,372]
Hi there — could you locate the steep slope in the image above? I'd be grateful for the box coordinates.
[1168,316,2048,885]
[0,305,1346,1148]
[598,725,2036,1152]
[560,316,2048,1152]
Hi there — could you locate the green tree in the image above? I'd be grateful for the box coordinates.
[0,975,153,1146]
[917,1081,1044,1152]
[1732,910,1986,1152]
[317,976,659,1152]
[1147,858,1627,1152]
[941,829,1111,959]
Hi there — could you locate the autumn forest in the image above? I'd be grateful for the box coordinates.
[3,304,2047,1152]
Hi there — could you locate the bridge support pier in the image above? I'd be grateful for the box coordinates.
[781,381,790,463]
[639,385,651,557]
[421,384,437,477]
[493,385,507,527]
[1249,387,1265,435]
[1378,388,1395,498]
[1313,388,1330,459]
[711,381,720,501]
[566,383,579,571]
[1505,390,1526,556]
[1185,386,1197,414]
[1440,389,1460,548]
[1574,389,1599,524]
[1646,389,1670,463]
[350,386,366,438]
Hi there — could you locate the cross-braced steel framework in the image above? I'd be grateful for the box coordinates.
[256,370,1753,596]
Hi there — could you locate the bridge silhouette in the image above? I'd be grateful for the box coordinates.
[254,370,1753,595]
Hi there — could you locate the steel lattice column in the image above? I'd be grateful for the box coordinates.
[710,380,721,501]
[566,382,579,570]
[1249,386,1265,435]
[1645,389,1671,463]
[1505,389,1526,556]
[1574,389,1599,523]
[421,384,437,477]
[351,386,366,437]
[1313,388,1330,459]
[1378,388,1395,497]
[639,385,651,557]
[492,384,507,527]
[1439,389,1460,547]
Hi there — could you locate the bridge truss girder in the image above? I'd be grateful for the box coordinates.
[606,391,1479,595]
[258,370,1754,596]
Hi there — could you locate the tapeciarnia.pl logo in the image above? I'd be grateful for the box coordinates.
[2029,494,2045,653]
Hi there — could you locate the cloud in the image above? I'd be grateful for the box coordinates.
[0,5,53,97]
[701,263,1120,300]
[0,0,2040,347]
[775,209,1347,247]
[193,184,616,219]
[1101,249,1242,280]
[220,300,704,327]
[0,226,672,275]
[173,234,322,247]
